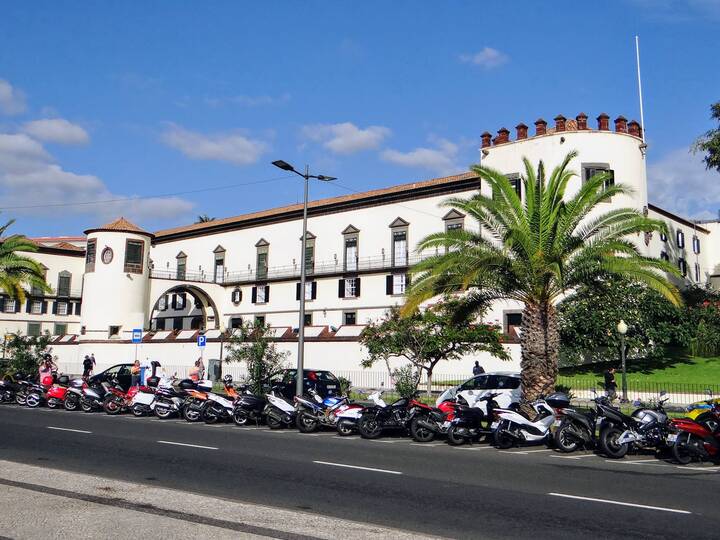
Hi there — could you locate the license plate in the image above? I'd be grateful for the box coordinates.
[553,419,562,427]
[490,421,499,429]
[326,385,337,389]
[667,433,678,443]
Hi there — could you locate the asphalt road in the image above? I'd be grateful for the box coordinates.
[1,405,719,539]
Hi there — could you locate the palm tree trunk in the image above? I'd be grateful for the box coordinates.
[519,301,559,412]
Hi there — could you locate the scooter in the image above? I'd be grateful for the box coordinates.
[669,403,720,464]
[127,361,162,416]
[202,375,240,424]
[553,391,611,453]
[335,391,385,436]
[264,390,296,429]
[0,372,27,404]
[492,393,570,449]
[45,374,70,409]
[63,378,86,411]
[80,379,114,412]
[409,398,458,443]
[25,373,58,408]
[232,387,267,426]
[294,388,364,433]
[444,392,502,446]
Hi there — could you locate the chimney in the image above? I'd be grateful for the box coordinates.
[516,123,528,140]
[597,113,610,131]
[614,115,628,133]
[534,118,547,136]
[496,127,510,144]
[554,114,567,132]
[481,131,492,148]
[627,119,641,138]
[576,112,588,130]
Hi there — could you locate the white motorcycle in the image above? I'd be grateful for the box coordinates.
[335,391,385,436]
[492,392,570,449]
[202,375,239,424]
[264,391,296,429]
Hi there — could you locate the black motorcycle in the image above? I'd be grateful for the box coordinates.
[553,394,610,453]
[446,392,502,446]
[357,395,423,439]
[232,388,267,426]
[0,372,27,404]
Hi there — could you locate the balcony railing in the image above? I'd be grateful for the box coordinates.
[150,252,428,285]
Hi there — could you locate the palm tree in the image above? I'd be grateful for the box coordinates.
[196,214,216,224]
[0,219,50,301]
[404,151,681,408]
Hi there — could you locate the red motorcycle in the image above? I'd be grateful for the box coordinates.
[46,374,70,408]
[670,403,720,465]
[103,381,140,415]
[409,399,457,442]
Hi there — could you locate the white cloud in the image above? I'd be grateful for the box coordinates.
[205,93,291,108]
[0,79,27,115]
[22,118,89,145]
[0,133,51,174]
[648,146,719,219]
[381,138,460,175]
[162,124,267,165]
[302,122,391,154]
[459,47,509,69]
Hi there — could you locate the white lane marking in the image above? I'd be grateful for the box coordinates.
[410,443,445,447]
[548,492,691,514]
[370,440,399,444]
[313,460,402,475]
[157,440,218,450]
[604,459,668,467]
[47,426,92,434]
[453,446,495,451]
[675,466,719,472]
[522,448,554,453]
[499,450,528,455]
[551,453,597,460]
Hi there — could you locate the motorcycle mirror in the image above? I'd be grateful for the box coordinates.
[659,390,667,396]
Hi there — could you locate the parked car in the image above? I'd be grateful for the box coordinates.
[272,369,341,400]
[89,364,134,391]
[436,371,521,414]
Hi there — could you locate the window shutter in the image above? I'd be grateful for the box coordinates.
[52,301,58,315]
[355,278,361,297]
[406,274,412,287]
[265,285,270,302]
[338,279,345,298]
[296,283,301,301]
[15,300,21,313]
[41,300,48,314]
[311,281,317,300]
[75,302,81,315]
[386,275,393,295]
[0,297,4,312]
[607,169,615,186]
[251,287,257,303]
[26,300,32,313]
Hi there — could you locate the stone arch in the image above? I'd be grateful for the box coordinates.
[149,284,221,331]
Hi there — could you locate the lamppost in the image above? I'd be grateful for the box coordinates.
[617,319,628,403]
[272,160,337,397]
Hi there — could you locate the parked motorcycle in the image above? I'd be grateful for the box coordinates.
[335,391,384,436]
[445,392,502,446]
[410,398,457,443]
[45,374,70,409]
[24,373,59,408]
[232,386,267,427]
[553,392,611,453]
[492,393,569,449]
[202,375,240,424]
[669,403,720,464]
[80,378,113,412]
[103,380,141,415]
[63,378,86,411]
[264,390,296,429]
[294,388,363,433]
[357,392,427,439]
[599,391,672,459]
[127,361,162,416]
[0,372,28,404]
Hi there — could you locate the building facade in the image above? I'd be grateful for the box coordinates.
[2,112,719,377]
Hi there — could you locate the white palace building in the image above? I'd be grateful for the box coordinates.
[2,112,719,379]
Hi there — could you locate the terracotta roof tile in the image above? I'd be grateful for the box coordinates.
[84,217,153,237]
[52,242,84,251]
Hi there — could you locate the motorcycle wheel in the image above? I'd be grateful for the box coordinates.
[600,426,629,459]
[410,417,436,443]
[358,415,383,439]
[233,409,249,426]
[554,420,583,453]
[493,421,515,449]
[103,397,122,415]
[155,404,174,419]
[25,392,41,408]
[203,405,221,424]
[696,411,719,434]
[296,411,319,433]
[47,399,58,409]
[336,419,355,436]
[446,425,466,446]
[183,406,201,422]
[63,395,79,411]
[266,412,283,430]
[672,432,695,465]
[131,404,146,417]
[16,393,26,406]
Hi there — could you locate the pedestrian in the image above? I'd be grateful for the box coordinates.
[196,357,205,380]
[82,355,93,378]
[472,361,484,376]
[189,360,200,382]
[90,353,97,370]
[604,367,618,401]
[130,360,141,387]
[38,354,57,383]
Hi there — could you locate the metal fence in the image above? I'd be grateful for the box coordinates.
[556,376,719,405]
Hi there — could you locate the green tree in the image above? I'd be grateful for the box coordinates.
[692,101,720,173]
[558,278,687,366]
[360,300,509,395]
[404,151,681,409]
[223,322,289,394]
[0,219,50,301]
[3,332,53,375]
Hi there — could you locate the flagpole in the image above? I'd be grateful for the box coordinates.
[635,35,646,143]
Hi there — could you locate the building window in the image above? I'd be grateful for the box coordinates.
[678,258,687,277]
[4,299,16,313]
[54,323,67,336]
[387,274,407,295]
[231,288,242,304]
[344,236,358,272]
[343,311,357,326]
[504,312,523,337]
[253,285,269,304]
[172,317,183,331]
[296,281,316,301]
[676,230,685,249]
[660,251,669,262]
[392,230,408,267]
[339,277,360,298]
[27,322,41,336]
[176,253,187,280]
[230,317,243,329]
[213,246,225,283]
[172,293,186,310]
[56,302,68,316]
[155,318,166,331]
[302,235,315,275]
[31,266,47,296]
[660,232,667,242]
[86,239,96,273]
[254,315,266,327]
[304,313,312,326]
[57,271,71,297]
[256,240,269,280]
[695,262,701,282]
[582,164,615,191]
[692,235,700,254]
[124,240,144,274]
[109,325,121,338]
[158,295,168,311]
[31,300,42,315]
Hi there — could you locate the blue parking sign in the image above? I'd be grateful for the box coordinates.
[197,335,207,348]
[132,328,142,344]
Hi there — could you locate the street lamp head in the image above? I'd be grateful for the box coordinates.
[617,319,628,335]
[316,175,337,182]
[272,160,295,172]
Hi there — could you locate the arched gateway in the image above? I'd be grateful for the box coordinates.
[149,284,220,331]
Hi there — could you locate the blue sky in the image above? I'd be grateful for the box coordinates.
[1,0,718,236]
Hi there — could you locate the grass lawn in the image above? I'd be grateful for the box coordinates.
[559,356,720,386]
